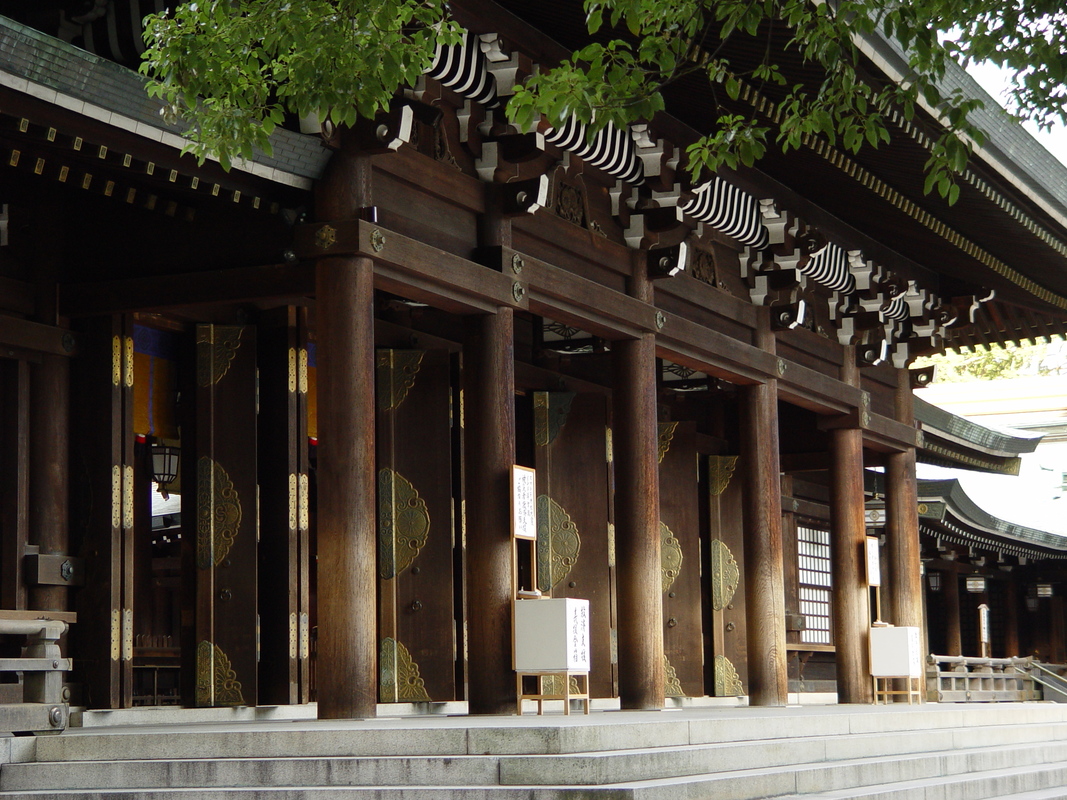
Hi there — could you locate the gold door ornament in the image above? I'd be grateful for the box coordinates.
[196,325,243,387]
[378,468,430,580]
[536,494,581,593]
[533,391,576,446]
[714,655,745,697]
[709,539,740,611]
[664,654,684,697]
[377,350,425,411]
[196,456,243,570]
[708,455,739,496]
[195,640,244,707]
[379,637,431,702]
[660,521,683,593]
[657,422,678,463]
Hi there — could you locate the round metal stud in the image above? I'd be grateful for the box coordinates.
[511,254,524,275]
[656,311,666,330]
[371,228,386,253]
[48,707,62,727]
[512,282,526,303]
[777,358,787,376]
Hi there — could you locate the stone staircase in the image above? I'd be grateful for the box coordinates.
[4,703,1067,798]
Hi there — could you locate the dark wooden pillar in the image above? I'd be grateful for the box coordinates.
[463,308,516,714]
[29,354,70,612]
[612,256,663,710]
[1004,581,1020,657]
[613,332,664,709]
[944,567,962,656]
[315,255,377,718]
[886,369,922,635]
[828,349,871,703]
[829,424,872,702]
[739,378,788,706]
[1,359,30,612]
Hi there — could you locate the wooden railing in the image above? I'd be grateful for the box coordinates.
[0,611,72,732]
[926,654,1041,702]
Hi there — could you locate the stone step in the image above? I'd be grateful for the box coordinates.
[763,760,1067,800]
[32,703,1067,763]
[7,733,1067,797]
[12,721,1067,791]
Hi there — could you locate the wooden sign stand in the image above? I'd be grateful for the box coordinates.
[510,465,590,715]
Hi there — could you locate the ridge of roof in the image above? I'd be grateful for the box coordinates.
[855,29,1067,233]
[919,477,1067,553]
[914,394,1043,457]
[0,15,329,188]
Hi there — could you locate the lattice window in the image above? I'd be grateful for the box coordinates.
[797,524,832,645]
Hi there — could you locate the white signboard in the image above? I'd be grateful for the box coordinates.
[511,465,537,540]
[866,536,881,587]
[869,625,922,678]
[514,597,590,671]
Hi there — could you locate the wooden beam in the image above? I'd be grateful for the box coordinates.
[0,315,77,357]
[60,263,315,318]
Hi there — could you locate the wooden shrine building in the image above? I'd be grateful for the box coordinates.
[2,1,1067,725]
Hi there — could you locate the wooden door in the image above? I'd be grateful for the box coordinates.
[190,324,258,706]
[376,349,456,702]
[702,454,747,696]
[72,315,135,708]
[533,391,614,698]
[658,421,703,697]
[258,308,312,704]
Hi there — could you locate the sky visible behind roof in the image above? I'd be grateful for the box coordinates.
[966,61,1067,167]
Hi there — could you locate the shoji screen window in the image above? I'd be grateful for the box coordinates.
[797,523,832,645]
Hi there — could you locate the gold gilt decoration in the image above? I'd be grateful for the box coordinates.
[556,183,586,227]
[377,350,425,411]
[714,655,745,697]
[541,674,583,696]
[288,473,298,531]
[660,522,683,593]
[124,336,134,388]
[196,325,243,387]
[379,637,431,702]
[378,468,430,580]
[657,422,679,463]
[195,640,244,707]
[664,654,684,697]
[533,391,576,447]
[123,464,134,531]
[537,495,581,593]
[709,539,740,611]
[690,248,717,287]
[708,456,739,496]
[196,457,243,570]
[111,335,121,385]
[315,224,337,250]
[111,465,121,530]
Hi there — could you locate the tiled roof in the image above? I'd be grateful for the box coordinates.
[0,14,330,188]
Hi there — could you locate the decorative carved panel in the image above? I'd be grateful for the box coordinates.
[536,494,581,593]
[714,654,745,697]
[378,468,431,579]
[708,455,739,497]
[533,391,576,446]
[195,640,244,707]
[657,422,678,463]
[377,350,425,411]
[664,654,684,697]
[196,325,243,387]
[380,637,431,702]
[709,539,740,611]
[196,456,242,570]
[660,521,683,593]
